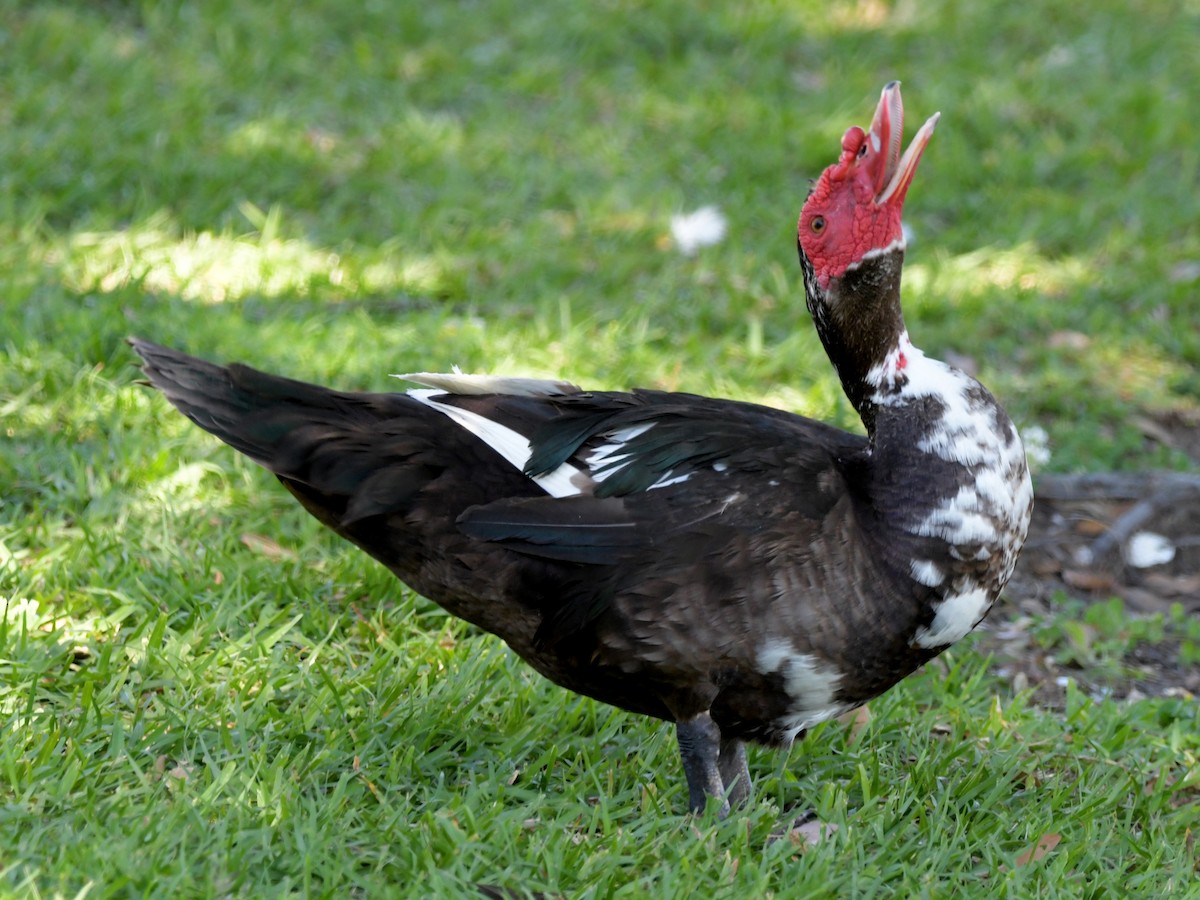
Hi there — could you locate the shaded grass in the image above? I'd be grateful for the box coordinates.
[2,0,1199,896]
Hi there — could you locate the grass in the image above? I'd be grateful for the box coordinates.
[2,0,1199,895]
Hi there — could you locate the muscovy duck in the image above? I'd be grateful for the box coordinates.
[130,82,1032,817]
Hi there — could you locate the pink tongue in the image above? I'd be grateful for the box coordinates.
[884,96,903,184]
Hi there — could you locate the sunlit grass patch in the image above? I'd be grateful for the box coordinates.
[53,209,465,304]
[907,242,1092,303]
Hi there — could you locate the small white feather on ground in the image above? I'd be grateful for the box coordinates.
[670,205,727,255]
[1124,531,1176,568]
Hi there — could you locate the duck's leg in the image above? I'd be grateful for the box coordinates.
[676,712,729,816]
[718,738,752,808]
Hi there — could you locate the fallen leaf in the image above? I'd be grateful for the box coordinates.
[240,533,298,561]
[1073,518,1109,537]
[790,820,839,847]
[1031,557,1063,577]
[1142,572,1200,597]
[1047,330,1090,350]
[305,127,337,154]
[1062,569,1117,592]
[1122,586,1177,615]
[167,762,194,783]
[1143,774,1158,797]
[1169,261,1200,283]
[1015,832,1061,867]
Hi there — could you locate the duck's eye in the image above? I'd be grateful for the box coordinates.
[857,142,869,159]
[810,216,826,233]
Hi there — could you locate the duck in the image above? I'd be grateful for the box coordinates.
[130,82,1033,817]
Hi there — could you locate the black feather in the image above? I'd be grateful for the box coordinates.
[458,496,641,564]
[524,408,625,477]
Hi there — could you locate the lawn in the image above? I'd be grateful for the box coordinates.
[2,0,1199,896]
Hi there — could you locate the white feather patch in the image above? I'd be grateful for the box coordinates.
[848,235,906,272]
[406,389,587,498]
[648,470,692,490]
[914,488,1000,545]
[606,422,656,443]
[584,422,655,484]
[912,584,991,648]
[586,423,653,473]
[757,638,850,740]
[909,558,945,587]
[871,331,1032,565]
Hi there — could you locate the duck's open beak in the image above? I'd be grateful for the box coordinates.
[867,81,940,207]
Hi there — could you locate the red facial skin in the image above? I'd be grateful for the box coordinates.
[798,83,938,290]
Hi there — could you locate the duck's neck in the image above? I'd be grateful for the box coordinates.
[800,246,909,436]
[801,244,1034,627]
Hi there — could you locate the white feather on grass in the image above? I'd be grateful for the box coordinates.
[670,206,727,256]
